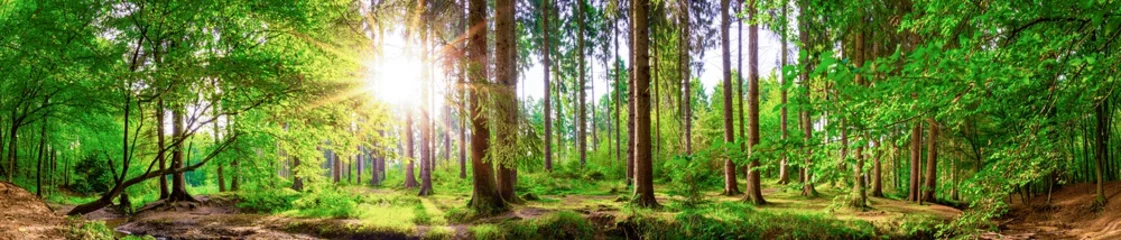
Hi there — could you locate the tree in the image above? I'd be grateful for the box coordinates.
[542,0,554,172]
[494,0,518,203]
[908,121,922,202]
[922,118,938,202]
[405,111,419,189]
[798,0,817,198]
[577,0,588,167]
[631,0,659,208]
[776,0,791,185]
[742,0,764,205]
[720,0,741,196]
[419,4,434,195]
[467,0,507,214]
[679,0,692,155]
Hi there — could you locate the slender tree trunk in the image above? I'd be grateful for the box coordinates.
[577,0,587,167]
[419,17,434,196]
[720,0,741,196]
[229,116,239,191]
[799,0,816,197]
[776,0,790,185]
[632,0,659,208]
[1095,101,1108,206]
[405,112,418,188]
[626,5,636,186]
[614,12,622,168]
[157,98,168,199]
[542,0,553,172]
[680,0,692,155]
[459,0,469,179]
[36,119,47,197]
[467,0,507,214]
[743,0,765,205]
[872,138,884,197]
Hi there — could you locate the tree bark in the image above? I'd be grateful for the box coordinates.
[743,0,765,205]
[632,0,659,208]
[1095,100,1108,206]
[680,0,692,155]
[872,138,884,197]
[577,0,587,167]
[419,12,434,196]
[495,0,518,202]
[168,106,195,202]
[776,0,790,185]
[720,0,741,196]
[542,0,553,172]
[799,0,816,197]
[468,0,508,214]
[404,111,418,188]
[922,118,938,203]
[157,98,168,199]
[909,121,922,202]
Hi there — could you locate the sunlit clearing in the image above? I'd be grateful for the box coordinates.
[367,49,424,107]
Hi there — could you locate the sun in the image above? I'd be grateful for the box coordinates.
[366,48,424,107]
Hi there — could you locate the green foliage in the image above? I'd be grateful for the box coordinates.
[620,203,875,240]
[64,218,114,240]
[290,186,362,218]
[236,188,301,214]
[469,211,594,240]
[70,155,114,195]
[663,154,721,208]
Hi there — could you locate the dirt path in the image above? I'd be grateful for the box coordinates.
[984,182,1121,240]
[0,182,68,240]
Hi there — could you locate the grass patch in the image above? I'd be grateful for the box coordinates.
[422,226,455,240]
[468,211,594,240]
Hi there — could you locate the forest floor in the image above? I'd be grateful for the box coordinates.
[984,181,1121,240]
[8,179,1116,239]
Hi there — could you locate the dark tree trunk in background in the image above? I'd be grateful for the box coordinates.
[292,156,304,191]
[720,0,740,196]
[468,0,508,214]
[626,8,636,186]
[1095,100,1108,205]
[631,0,659,208]
[495,0,518,202]
[36,118,46,197]
[542,0,553,172]
[922,119,938,202]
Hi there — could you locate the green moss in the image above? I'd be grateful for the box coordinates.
[422,227,455,240]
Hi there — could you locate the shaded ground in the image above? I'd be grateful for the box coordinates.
[984,181,1121,240]
[0,182,67,240]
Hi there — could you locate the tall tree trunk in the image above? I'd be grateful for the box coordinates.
[577,0,587,167]
[850,136,866,209]
[799,0,816,197]
[459,0,470,179]
[1095,101,1108,206]
[680,0,692,155]
[229,116,239,191]
[419,14,434,196]
[405,112,418,188]
[720,0,740,196]
[909,121,922,202]
[632,0,659,208]
[614,11,622,168]
[157,98,168,199]
[36,119,47,197]
[922,119,938,202]
[776,0,790,185]
[872,138,884,197]
[743,0,765,205]
[168,105,195,202]
[542,0,553,172]
[495,0,518,202]
[468,0,508,214]
[626,4,636,186]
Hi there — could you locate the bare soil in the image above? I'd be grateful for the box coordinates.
[0,182,67,240]
[986,181,1121,240]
